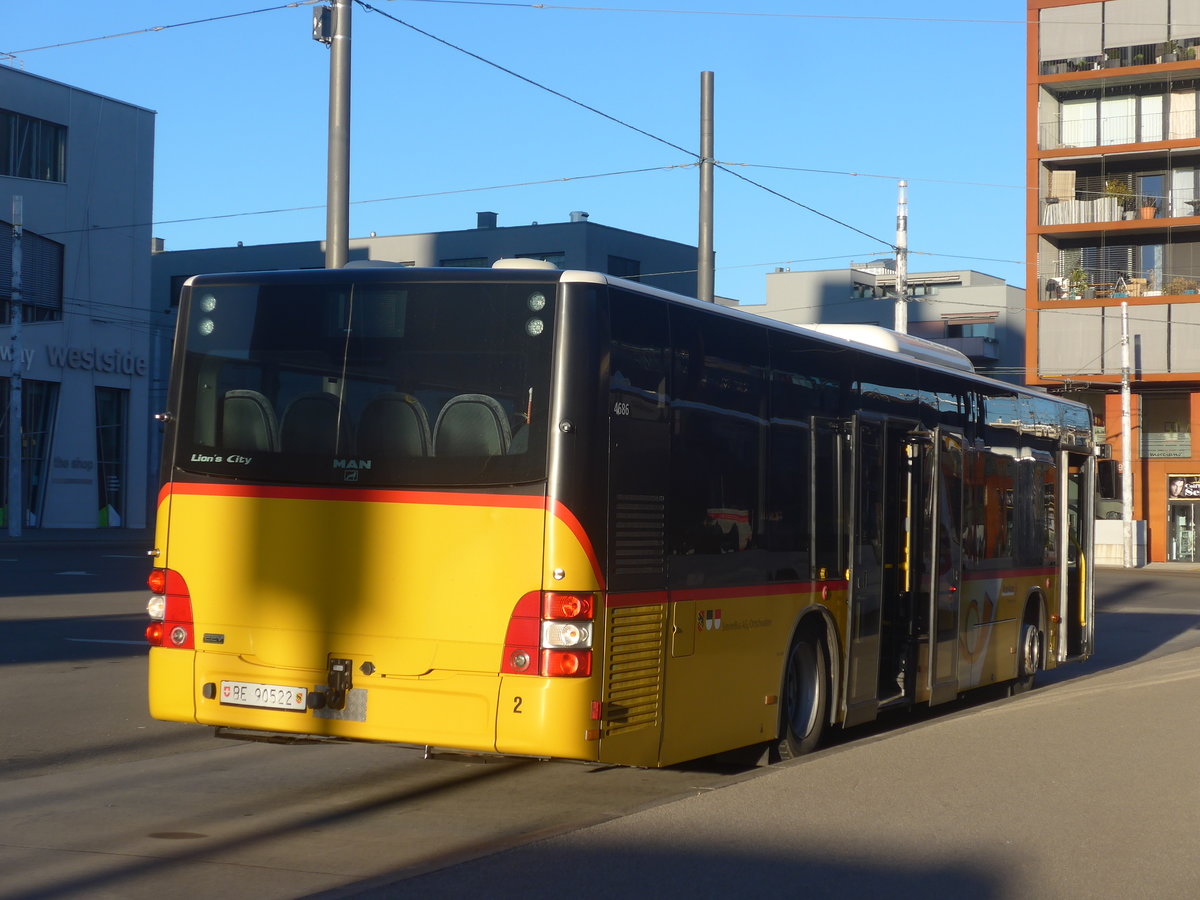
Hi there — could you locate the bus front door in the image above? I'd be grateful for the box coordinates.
[1061,451,1095,661]
[925,429,964,706]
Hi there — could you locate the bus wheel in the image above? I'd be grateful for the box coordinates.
[776,632,828,760]
[1010,616,1043,696]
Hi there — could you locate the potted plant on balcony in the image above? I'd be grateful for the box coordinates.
[1067,268,1089,299]
[1139,196,1159,219]
[1165,276,1200,295]
[1162,40,1180,63]
[1106,179,1133,216]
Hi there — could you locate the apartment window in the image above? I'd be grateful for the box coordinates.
[1141,393,1190,459]
[440,257,489,268]
[1140,243,1165,290]
[0,108,67,182]
[944,318,996,340]
[0,220,64,322]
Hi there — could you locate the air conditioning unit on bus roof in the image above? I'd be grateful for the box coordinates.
[799,323,975,374]
[493,258,559,270]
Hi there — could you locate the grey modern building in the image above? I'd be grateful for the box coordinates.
[1,66,155,530]
[151,211,700,311]
[749,260,1027,383]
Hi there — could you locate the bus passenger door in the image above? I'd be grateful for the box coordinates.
[600,415,669,766]
[844,417,887,727]
[926,430,964,706]
[1060,451,1095,661]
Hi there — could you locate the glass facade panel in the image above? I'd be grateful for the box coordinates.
[95,387,128,527]
[0,379,59,528]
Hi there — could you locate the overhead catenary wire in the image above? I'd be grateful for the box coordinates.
[351,0,897,250]
[4,0,1019,266]
[0,2,322,59]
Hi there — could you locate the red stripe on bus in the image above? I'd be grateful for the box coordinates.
[549,499,606,590]
[604,582,845,608]
[159,481,545,510]
[606,591,670,608]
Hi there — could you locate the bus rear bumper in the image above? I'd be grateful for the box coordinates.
[165,653,599,760]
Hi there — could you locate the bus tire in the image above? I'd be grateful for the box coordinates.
[776,631,828,760]
[1009,603,1044,696]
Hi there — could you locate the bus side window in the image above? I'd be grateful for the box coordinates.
[609,288,669,422]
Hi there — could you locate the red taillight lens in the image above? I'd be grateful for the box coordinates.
[543,592,594,620]
[146,568,194,649]
[147,569,167,594]
[542,649,591,677]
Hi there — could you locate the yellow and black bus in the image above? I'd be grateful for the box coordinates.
[147,265,1095,766]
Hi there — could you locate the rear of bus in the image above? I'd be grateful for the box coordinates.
[147,268,607,761]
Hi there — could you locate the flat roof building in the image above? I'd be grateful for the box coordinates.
[1,66,155,530]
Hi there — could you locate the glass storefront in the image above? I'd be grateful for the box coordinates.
[1167,475,1200,561]
[0,378,59,528]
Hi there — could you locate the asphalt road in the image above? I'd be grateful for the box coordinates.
[1,544,1198,899]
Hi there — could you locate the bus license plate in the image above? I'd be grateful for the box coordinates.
[219,680,307,712]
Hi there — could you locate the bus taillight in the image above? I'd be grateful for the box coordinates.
[542,649,592,677]
[543,592,594,620]
[502,591,596,677]
[145,568,195,649]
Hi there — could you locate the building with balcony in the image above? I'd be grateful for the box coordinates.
[751,261,1025,383]
[1029,0,1200,562]
[1,66,155,531]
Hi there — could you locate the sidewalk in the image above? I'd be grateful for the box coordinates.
[374,644,1200,899]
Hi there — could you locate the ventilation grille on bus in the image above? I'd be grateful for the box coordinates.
[612,494,666,577]
[603,604,665,736]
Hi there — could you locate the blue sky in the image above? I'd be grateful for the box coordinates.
[3,1,1030,305]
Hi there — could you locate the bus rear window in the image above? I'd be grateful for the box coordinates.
[174,279,555,486]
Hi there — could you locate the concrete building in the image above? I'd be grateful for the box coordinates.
[750,260,1026,383]
[1028,0,1200,562]
[151,211,700,312]
[1,67,155,530]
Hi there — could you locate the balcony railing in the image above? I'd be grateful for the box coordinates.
[1039,110,1200,151]
[1040,189,1200,226]
[1040,40,1200,76]
[1038,269,1200,301]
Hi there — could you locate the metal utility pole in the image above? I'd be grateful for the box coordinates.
[7,196,23,538]
[698,71,715,303]
[1121,301,1135,567]
[894,180,909,333]
[321,0,352,269]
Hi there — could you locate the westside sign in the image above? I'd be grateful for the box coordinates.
[46,345,148,376]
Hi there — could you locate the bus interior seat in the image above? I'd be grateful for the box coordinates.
[221,389,279,452]
[358,392,431,457]
[280,392,352,455]
[433,393,512,457]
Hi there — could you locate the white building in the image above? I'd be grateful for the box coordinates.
[1,67,155,529]
[750,260,1027,383]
